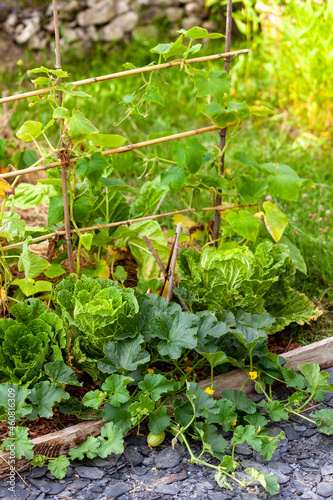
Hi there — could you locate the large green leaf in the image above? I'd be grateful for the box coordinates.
[206,399,237,431]
[67,109,98,144]
[28,381,70,419]
[195,422,228,461]
[261,163,313,202]
[82,390,107,409]
[280,236,307,274]
[160,166,188,192]
[142,86,165,106]
[44,360,81,386]
[201,351,228,369]
[203,101,249,128]
[186,382,218,417]
[2,427,34,459]
[48,455,71,479]
[184,26,224,39]
[245,468,279,495]
[97,422,124,457]
[138,373,177,401]
[229,324,267,352]
[236,174,267,203]
[68,435,100,460]
[298,363,333,394]
[263,201,288,242]
[221,390,256,414]
[150,35,187,58]
[87,133,127,148]
[18,238,50,280]
[76,152,108,184]
[150,311,198,359]
[225,210,259,242]
[193,71,230,105]
[11,278,52,297]
[310,409,333,435]
[16,121,43,142]
[148,406,170,434]
[231,425,262,451]
[267,290,322,333]
[0,384,31,420]
[101,374,133,407]
[98,336,150,374]
[103,401,132,433]
[73,196,93,223]
[173,137,207,174]
[48,195,64,225]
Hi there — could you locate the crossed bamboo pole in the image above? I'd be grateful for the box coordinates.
[0,125,221,180]
[0,49,249,106]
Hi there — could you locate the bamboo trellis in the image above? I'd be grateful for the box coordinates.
[1,0,245,263]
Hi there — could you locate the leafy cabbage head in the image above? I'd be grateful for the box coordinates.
[0,299,66,388]
[178,241,321,333]
[54,276,139,380]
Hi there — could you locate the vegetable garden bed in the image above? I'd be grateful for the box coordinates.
[1,335,332,480]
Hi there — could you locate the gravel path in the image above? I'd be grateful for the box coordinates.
[2,369,333,500]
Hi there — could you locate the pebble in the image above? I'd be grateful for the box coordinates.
[124,445,143,466]
[75,466,104,479]
[316,482,333,498]
[155,484,179,495]
[155,447,182,469]
[291,479,312,493]
[98,482,132,499]
[284,425,300,440]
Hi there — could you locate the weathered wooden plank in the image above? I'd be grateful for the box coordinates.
[198,336,333,396]
[282,336,333,369]
[0,419,105,479]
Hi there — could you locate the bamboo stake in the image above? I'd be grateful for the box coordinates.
[53,0,74,274]
[166,223,182,303]
[1,89,10,129]
[212,0,233,245]
[142,235,190,311]
[0,50,249,106]
[0,125,222,180]
[2,203,257,252]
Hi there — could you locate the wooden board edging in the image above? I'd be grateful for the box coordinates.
[0,419,105,479]
[1,336,333,479]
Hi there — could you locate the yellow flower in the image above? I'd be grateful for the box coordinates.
[249,371,258,380]
[184,357,188,362]
[232,419,237,426]
[225,168,231,175]
[204,387,214,395]
[147,368,154,374]
[184,366,192,374]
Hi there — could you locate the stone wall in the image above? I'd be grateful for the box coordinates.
[0,0,218,50]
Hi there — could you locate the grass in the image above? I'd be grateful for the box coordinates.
[1,14,333,342]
